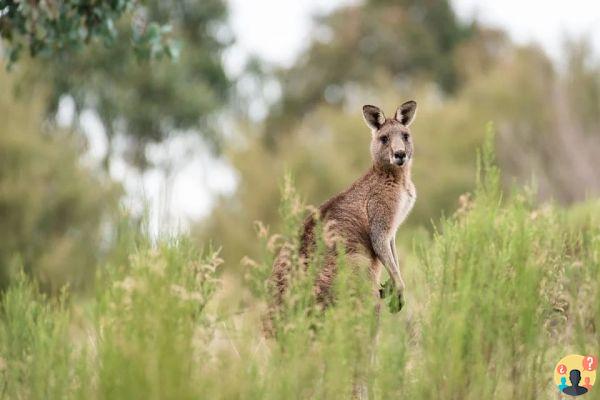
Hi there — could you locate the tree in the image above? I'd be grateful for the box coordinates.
[16,0,233,171]
[563,38,600,135]
[0,69,120,292]
[263,0,473,141]
[0,0,176,65]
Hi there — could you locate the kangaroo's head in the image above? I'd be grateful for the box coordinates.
[362,101,417,169]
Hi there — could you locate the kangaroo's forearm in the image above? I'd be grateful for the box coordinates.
[390,238,399,269]
[389,239,405,291]
[372,238,403,290]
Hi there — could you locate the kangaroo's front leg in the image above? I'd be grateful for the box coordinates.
[369,220,405,312]
[390,237,405,288]
[371,235,405,312]
[389,237,405,311]
[390,237,400,276]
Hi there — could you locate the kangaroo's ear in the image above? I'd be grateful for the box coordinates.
[362,105,386,130]
[395,100,417,126]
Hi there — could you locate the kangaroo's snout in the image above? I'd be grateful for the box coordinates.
[393,150,406,165]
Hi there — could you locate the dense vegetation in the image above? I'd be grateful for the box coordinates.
[1,139,598,399]
[0,0,177,64]
[0,68,119,292]
[0,0,599,397]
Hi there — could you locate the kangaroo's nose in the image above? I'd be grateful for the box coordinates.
[394,151,406,163]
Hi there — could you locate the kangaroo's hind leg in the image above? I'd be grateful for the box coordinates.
[314,247,338,308]
[350,256,383,400]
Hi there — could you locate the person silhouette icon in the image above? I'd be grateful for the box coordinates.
[562,369,588,396]
[558,376,568,392]
[583,376,593,390]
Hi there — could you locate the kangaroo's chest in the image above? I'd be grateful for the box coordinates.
[391,181,416,232]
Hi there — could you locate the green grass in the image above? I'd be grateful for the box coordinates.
[0,139,599,399]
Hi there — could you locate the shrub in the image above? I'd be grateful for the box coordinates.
[0,133,598,398]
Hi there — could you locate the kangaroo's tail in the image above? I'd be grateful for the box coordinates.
[263,213,318,337]
[263,242,294,337]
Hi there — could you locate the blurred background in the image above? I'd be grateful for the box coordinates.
[1,0,599,293]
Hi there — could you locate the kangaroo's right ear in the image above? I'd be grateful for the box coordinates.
[362,105,385,130]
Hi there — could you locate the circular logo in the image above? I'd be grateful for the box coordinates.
[554,354,597,396]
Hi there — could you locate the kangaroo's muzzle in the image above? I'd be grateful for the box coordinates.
[393,150,406,166]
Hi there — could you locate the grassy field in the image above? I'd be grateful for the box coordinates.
[0,140,599,400]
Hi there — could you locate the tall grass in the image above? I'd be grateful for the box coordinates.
[0,136,599,399]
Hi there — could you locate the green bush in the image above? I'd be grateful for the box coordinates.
[0,136,598,398]
[0,70,119,293]
[0,235,223,399]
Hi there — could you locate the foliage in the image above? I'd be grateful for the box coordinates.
[20,0,233,171]
[0,138,599,398]
[563,38,600,135]
[0,274,73,399]
[0,0,176,65]
[95,238,222,399]
[1,0,599,396]
[0,69,119,293]
[0,235,223,399]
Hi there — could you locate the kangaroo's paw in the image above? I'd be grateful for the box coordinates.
[388,291,405,313]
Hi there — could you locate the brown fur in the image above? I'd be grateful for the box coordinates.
[267,101,418,327]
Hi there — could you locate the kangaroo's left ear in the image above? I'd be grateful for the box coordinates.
[395,100,417,126]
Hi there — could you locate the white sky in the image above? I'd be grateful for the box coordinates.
[228,0,600,68]
[452,0,600,60]
[72,0,600,236]
[225,0,356,71]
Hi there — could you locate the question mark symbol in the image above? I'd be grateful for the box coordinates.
[557,364,567,374]
[583,355,597,371]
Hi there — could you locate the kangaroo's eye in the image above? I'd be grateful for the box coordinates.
[402,133,410,140]
[380,136,389,144]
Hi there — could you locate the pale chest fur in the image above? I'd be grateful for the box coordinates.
[391,179,416,233]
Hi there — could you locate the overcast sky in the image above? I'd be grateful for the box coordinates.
[228,0,600,68]
[96,0,600,236]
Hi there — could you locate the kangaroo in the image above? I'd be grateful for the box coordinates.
[268,101,417,323]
